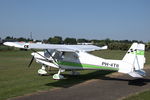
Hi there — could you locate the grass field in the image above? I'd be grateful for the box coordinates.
[123,90,150,100]
[0,50,150,100]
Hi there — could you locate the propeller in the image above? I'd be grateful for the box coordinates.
[28,56,34,67]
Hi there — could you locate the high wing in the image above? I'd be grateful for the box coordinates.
[3,42,107,52]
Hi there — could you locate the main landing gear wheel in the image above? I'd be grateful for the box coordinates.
[53,69,65,80]
[53,74,64,80]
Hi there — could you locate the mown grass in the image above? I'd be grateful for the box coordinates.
[123,90,150,100]
[0,50,150,100]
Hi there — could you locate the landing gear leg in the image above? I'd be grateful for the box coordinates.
[38,65,47,75]
[53,69,64,80]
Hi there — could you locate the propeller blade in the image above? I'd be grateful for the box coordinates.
[28,56,34,67]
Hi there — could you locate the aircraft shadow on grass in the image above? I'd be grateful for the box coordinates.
[45,70,150,88]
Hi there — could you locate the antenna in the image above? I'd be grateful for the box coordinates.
[30,32,33,40]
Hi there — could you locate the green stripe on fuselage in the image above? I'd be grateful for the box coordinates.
[58,61,119,71]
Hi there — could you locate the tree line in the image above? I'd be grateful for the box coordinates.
[1,36,150,51]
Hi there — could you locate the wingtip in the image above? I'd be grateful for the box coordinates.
[101,45,108,50]
[3,42,24,48]
[3,42,12,46]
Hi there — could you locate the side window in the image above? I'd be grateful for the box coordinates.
[44,49,55,58]
[44,50,51,58]
[63,52,78,61]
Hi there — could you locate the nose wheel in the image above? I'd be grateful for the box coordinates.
[38,65,47,75]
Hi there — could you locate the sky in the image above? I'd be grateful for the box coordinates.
[0,0,150,41]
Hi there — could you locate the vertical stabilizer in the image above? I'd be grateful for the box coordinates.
[123,43,138,65]
[122,43,146,77]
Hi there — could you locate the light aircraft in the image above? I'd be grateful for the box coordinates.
[3,42,146,79]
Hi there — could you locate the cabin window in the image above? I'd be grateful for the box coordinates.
[63,52,78,61]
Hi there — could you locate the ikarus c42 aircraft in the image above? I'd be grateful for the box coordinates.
[4,42,146,80]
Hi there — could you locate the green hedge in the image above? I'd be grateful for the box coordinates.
[0,45,15,51]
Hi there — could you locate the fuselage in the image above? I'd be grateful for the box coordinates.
[32,50,132,73]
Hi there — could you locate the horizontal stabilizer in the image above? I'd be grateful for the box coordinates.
[135,70,146,76]
[128,70,146,78]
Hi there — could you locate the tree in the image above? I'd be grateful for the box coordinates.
[64,38,77,44]
[47,37,52,43]
[146,42,150,51]
[77,38,89,43]
[4,36,17,42]
[105,38,111,45]
[17,37,27,42]
[108,42,130,50]
[47,36,62,44]
[5,36,14,40]
[0,37,2,44]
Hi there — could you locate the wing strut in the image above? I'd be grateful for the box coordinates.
[30,49,59,67]
[45,49,58,64]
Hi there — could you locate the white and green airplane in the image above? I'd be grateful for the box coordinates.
[3,42,146,79]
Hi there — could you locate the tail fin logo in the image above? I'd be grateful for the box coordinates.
[127,49,144,55]
[127,48,135,54]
